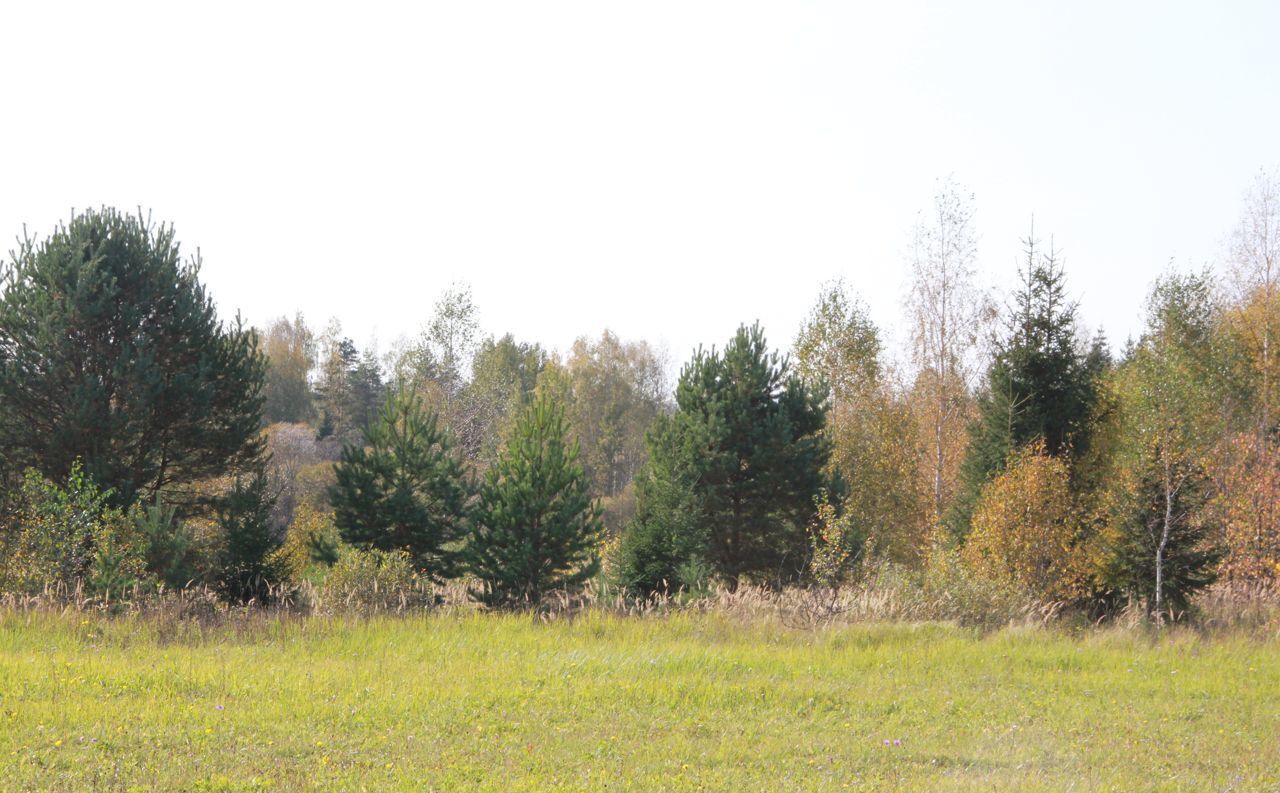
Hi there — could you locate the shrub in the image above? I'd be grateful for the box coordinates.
[276,505,342,582]
[0,463,148,596]
[320,547,430,612]
[916,546,1035,626]
[962,443,1085,602]
[807,490,859,589]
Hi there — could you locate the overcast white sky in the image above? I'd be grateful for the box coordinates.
[2,1,1278,371]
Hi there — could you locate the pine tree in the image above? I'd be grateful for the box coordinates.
[329,387,471,581]
[0,208,266,509]
[620,323,830,591]
[950,235,1100,536]
[466,394,603,608]
[216,466,284,602]
[613,415,708,595]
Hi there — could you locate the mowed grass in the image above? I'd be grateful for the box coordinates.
[0,612,1277,792]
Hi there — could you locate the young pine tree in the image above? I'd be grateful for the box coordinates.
[329,387,472,582]
[622,323,830,590]
[216,466,284,602]
[614,414,709,595]
[466,394,604,608]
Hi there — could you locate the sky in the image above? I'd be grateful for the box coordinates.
[2,1,1279,374]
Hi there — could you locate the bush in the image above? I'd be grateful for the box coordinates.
[276,505,342,582]
[807,490,859,589]
[916,546,1036,626]
[962,443,1087,603]
[0,463,149,596]
[320,547,431,612]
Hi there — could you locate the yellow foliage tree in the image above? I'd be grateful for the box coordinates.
[794,280,931,566]
[963,443,1083,602]
[1213,432,1280,583]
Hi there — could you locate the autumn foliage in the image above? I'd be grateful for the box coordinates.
[962,444,1085,602]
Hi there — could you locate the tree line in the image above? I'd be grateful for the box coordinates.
[2,172,1279,620]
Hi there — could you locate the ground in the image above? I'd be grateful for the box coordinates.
[0,611,1276,791]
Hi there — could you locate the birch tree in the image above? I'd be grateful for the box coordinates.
[795,281,928,564]
[1105,273,1225,619]
[904,179,992,525]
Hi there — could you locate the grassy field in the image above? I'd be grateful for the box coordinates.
[0,611,1277,791]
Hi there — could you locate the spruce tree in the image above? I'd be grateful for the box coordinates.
[348,349,387,434]
[0,208,266,509]
[950,236,1100,536]
[466,394,603,608]
[329,387,471,581]
[1101,456,1221,616]
[620,323,830,591]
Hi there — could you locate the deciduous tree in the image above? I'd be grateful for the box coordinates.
[795,281,927,564]
[963,442,1083,602]
[260,313,315,424]
[905,179,991,524]
[1102,272,1226,618]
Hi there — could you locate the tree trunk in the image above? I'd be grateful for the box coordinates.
[1154,457,1174,623]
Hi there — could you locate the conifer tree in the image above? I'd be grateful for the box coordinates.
[1100,455,1221,617]
[613,415,708,595]
[348,349,387,434]
[950,235,1101,535]
[621,323,830,591]
[216,465,284,602]
[329,387,471,581]
[466,394,603,607]
[0,208,266,509]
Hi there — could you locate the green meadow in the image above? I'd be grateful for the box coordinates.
[1,612,1276,792]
